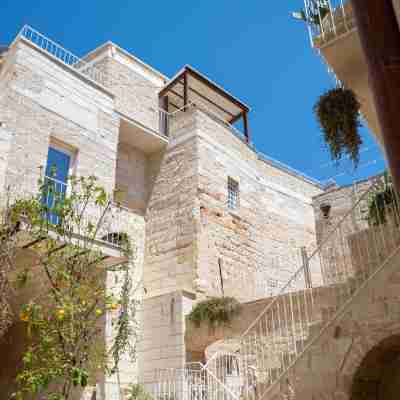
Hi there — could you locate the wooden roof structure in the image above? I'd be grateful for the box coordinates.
[159,65,251,142]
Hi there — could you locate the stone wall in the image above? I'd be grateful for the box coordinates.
[90,45,165,131]
[137,291,195,384]
[0,38,147,399]
[115,142,149,212]
[195,110,323,301]
[0,39,118,194]
[139,107,324,388]
[268,242,400,400]
[144,110,199,298]
[312,176,379,285]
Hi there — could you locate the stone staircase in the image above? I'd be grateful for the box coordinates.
[199,178,400,400]
[152,178,400,400]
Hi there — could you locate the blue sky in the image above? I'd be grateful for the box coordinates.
[0,0,386,186]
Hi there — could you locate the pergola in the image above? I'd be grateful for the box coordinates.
[159,65,251,143]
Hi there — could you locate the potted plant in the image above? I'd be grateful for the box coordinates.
[314,87,363,168]
[188,297,241,328]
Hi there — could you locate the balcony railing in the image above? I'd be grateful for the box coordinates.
[164,103,324,188]
[303,0,356,48]
[16,25,109,88]
[142,363,239,400]
[42,175,133,250]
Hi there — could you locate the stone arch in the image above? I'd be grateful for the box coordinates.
[350,334,400,400]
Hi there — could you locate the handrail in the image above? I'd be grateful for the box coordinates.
[240,177,379,338]
[303,0,356,49]
[16,25,109,88]
[167,103,324,188]
[202,176,400,400]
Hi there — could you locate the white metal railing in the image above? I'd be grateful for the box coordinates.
[204,352,242,399]
[257,152,323,188]
[149,362,240,400]
[17,25,109,88]
[163,102,248,143]
[303,0,356,48]
[42,175,133,250]
[202,177,400,399]
[163,103,324,188]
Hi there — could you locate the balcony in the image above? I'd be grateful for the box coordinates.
[118,111,168,155]
[303,0,383,146]
[16,175,138,265]
[15,25,170,149]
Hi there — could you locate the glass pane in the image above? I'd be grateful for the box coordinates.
[43,147,71,224]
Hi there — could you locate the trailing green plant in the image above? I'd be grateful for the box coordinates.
[314,87,363,168]
[293,0,330,28]
[126,384,153,400]
[367,172,399,226]
[1,175,139,400]
[188,297,241,328]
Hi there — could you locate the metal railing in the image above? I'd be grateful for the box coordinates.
[303,0,356,48]
[17,25,109,88]
[163,103,324,188]
[42,175,133,250]
[201,177,400,399]
[147,362,239,400]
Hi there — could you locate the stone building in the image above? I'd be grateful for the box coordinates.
[0,22,399,400]
[0,25,324,399]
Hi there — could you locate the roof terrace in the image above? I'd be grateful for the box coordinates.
[4,24,325,189]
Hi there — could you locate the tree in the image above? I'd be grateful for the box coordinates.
[1,175,138,400]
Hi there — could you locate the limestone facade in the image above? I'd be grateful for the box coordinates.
[1,27,371,400]
[312,176,380,285]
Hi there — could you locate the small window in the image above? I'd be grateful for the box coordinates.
[227,177,239,210]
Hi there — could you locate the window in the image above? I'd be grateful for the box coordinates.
[43,143,75,224]
[227,177,239,210]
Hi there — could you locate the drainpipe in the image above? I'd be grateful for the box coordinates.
[351,0,400,191]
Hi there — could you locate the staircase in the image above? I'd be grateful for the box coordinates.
[152,177,400,400]
[198,177,400,400]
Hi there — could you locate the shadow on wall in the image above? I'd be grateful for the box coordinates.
[351,334,400,400]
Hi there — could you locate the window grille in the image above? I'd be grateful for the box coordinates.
[227,177,239,210]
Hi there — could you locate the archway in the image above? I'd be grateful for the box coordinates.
[351,334,400,400]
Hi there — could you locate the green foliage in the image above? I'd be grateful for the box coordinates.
[367,172,399,226]
[314,87,363,168]
[2,175,138,400]
[188,297,241,328]
[127,384,153,400]
[0,192,20,338]
[293,0,330,27]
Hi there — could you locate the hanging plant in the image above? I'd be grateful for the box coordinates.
[314,87,363,168]
[188,297,241,328]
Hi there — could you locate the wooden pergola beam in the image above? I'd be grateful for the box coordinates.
[185,66,250,113]
[183,71,188,111]
[159,74,184,98]
[243,112,250,143]
[170,86,237,120]
[159,65,251,140]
